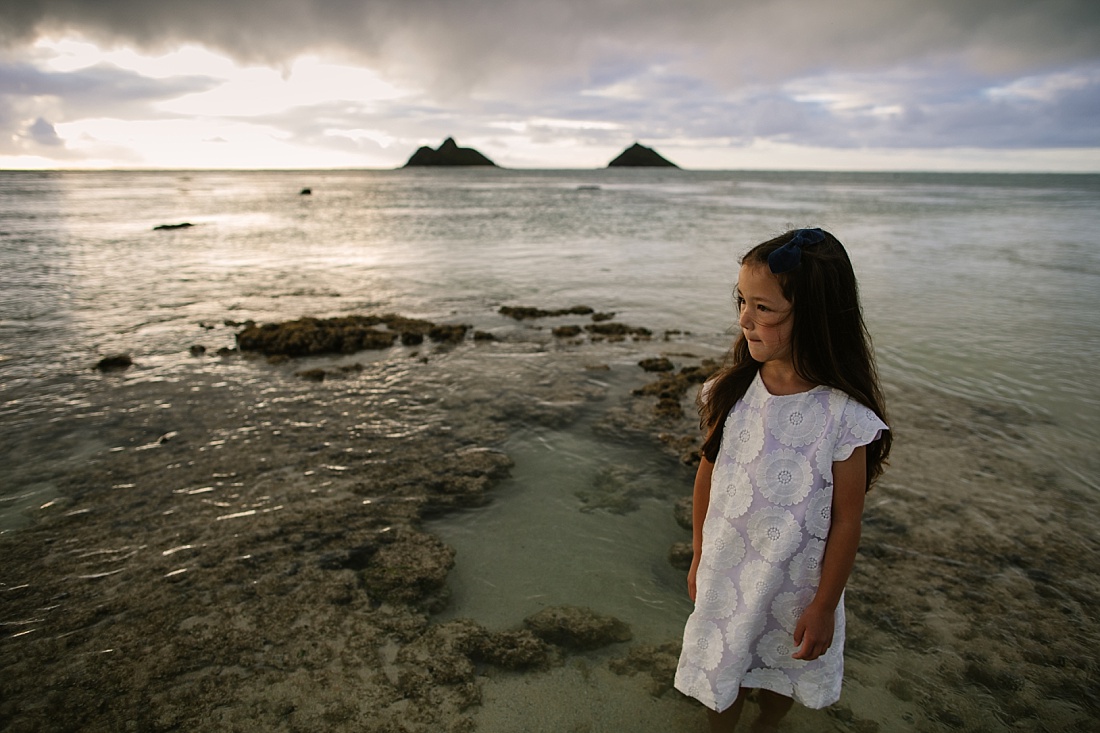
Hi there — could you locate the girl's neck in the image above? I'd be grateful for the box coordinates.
[759,360,817,396]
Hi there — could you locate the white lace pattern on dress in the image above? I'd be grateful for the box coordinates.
[675,372,887,711]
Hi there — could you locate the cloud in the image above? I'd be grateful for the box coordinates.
[0,60,217,118]
[0,58,219,156]
[3,1,1098,93]
[778,63,1100,149]
[0,1,1098,167]
[26,116,62,145]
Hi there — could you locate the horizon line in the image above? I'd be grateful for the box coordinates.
[2,166,1098,175]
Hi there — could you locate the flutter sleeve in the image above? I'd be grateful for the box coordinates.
[833,398,889,462]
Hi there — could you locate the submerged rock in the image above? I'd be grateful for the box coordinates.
[237,316,395,356]
[607,142,679,168]
[552,325,583,338]
[523,605,632,650]
[396,618,552,703]
[465,628,552,670]
[94,354,133,371]
[585,322,653,341]
[673,496,693,530]
[633,360,719,403]
[668,542,693,570]
[609,641,683,697]
[360,529,456,609]
[428,324,469,344]
[638,357,674,372]
[396,619,480,696]
[499,305,595,320]
[404,137,497,167]
[351,447,514,519]
[235,314,465,357]
[575,465,642,514]
[655,397,683,419]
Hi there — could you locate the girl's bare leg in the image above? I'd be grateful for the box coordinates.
[706,690,748,732]
[750,690,794,732]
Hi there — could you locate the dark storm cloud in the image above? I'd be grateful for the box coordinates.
[3,0,1099,89]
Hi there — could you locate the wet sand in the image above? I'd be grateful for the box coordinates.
[1,311,1098,732]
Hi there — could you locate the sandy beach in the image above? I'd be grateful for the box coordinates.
[1,302,1097,733]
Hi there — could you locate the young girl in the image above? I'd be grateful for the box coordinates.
[674,229,891,732]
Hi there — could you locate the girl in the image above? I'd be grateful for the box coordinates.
[674,229,891,732]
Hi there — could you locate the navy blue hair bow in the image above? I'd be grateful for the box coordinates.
[768,228,825,274]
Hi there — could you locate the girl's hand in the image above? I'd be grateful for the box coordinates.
[792,602,835,661]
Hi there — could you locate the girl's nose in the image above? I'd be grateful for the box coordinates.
[738,306,753,330]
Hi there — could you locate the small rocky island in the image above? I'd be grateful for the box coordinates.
[404,137,497,167]
[607,142,679,168]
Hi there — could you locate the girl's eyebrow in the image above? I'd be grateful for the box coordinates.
[736,287,782,305]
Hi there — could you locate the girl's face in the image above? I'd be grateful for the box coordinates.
[736,263,794,366]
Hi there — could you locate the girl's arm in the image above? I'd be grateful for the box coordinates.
[686,455,714,602]
[792,444,867,661]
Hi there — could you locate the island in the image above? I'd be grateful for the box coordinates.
[404,137,497,167]
[606,142,679,168]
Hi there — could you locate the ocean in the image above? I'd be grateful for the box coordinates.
[1,169,1098,732]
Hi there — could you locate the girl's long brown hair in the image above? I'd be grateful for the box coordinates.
[700,230,891,491]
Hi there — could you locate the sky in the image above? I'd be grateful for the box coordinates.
[1,0,1099,171]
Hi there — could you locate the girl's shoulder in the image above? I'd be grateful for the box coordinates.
[817,385,880,421]
[824,388,890,455]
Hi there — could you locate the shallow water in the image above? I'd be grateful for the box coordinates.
[430,391,697,642]
[2,169,1099,731]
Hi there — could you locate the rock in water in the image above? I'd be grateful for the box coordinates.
[94,354,133,371]
[607,142,679,168]
[499,305,594,320]
[668,542,693,570]
[523,605,632,650]
[638,357,674,372]
[404,137,497,167]
[235,315,433,356]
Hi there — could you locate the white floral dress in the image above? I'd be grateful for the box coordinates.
[674,372,888,711]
